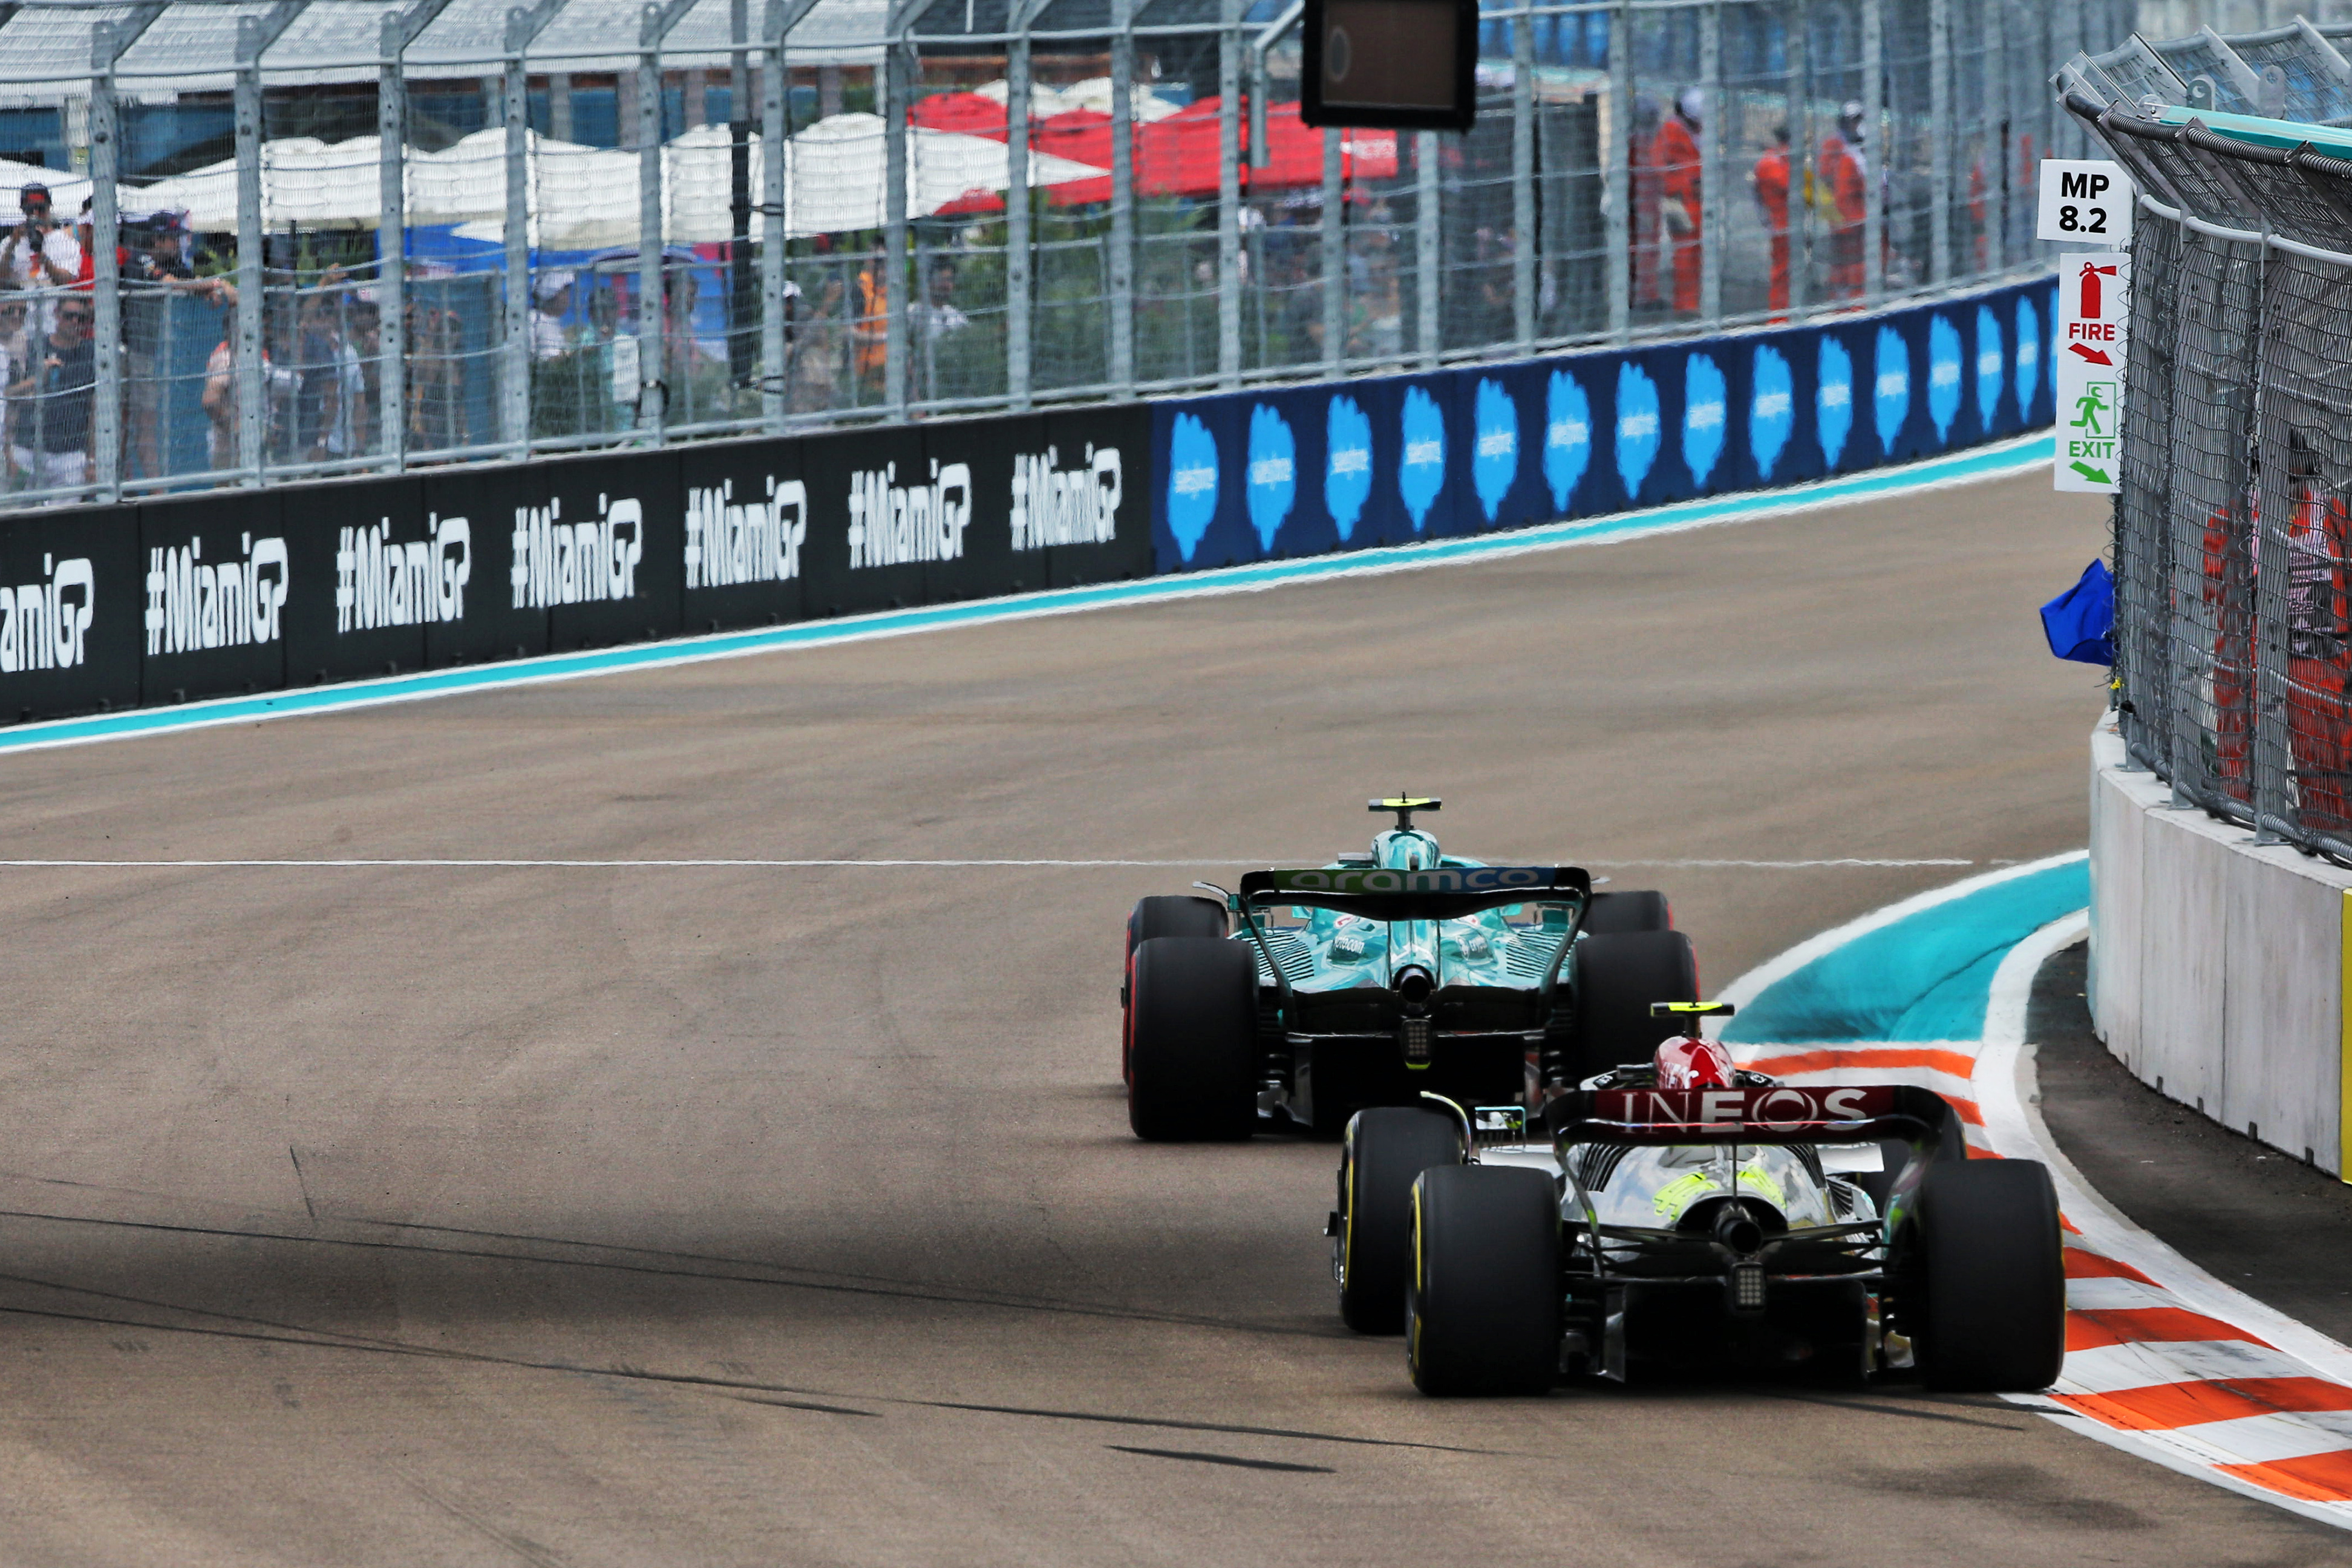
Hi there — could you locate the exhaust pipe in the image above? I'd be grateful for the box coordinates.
[1714,1204,1765,1258]
[1394,965,1435,1013]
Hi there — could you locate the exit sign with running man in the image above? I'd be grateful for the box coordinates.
[2054,251,2129,494]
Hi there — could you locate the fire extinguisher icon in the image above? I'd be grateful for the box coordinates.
[2079,260,2117,319]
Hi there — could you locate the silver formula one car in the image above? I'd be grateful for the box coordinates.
[1120,799,1698,1148]
[1333,1005,2066,1387]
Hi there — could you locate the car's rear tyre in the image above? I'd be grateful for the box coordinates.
[1338,1108,1465,1334]
[1569,929,1700,1083]
[1910,1160,2066,1392]
[1407,1165,1560,1396]
[1584,890,1671,935]
[1128,936,1259,1141]
[1123,897,1229,1083]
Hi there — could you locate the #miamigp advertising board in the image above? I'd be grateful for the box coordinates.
[1149,275,2057,573]
[0,405,1152,725]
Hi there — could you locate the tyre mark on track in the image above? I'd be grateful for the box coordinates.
[0,1298,1503,1455]
[0,1207,1333,1338]
[725,1394,884,1418]
[1106,1446,1335,1474]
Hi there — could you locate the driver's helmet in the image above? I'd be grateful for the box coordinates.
[1654,1034,1736,1089]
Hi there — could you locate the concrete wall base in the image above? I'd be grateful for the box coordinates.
[2090,719,2351,1178]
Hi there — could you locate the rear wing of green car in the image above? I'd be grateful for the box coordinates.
[1235,865,1592,924]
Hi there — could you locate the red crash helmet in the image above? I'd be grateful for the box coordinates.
[1654,1034,1735,1089]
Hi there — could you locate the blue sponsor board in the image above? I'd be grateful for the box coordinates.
[1150,275,2057,573]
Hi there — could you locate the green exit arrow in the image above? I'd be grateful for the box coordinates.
[2070,460,2113,485]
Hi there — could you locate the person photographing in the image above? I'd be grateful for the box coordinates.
[0,182,82,332]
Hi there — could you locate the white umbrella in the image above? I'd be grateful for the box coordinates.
[452,114,1106,249]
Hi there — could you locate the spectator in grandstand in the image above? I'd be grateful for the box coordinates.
[121,215,217,480]
[852,244,889,403]
[1753,125,1792,318]
[201,297,298,479]
[786,270,845,413]
[0,182,78,335]
[1654,89,1704,316]
[8,292,94,492]
[1818,102,1869,300]
[530,270,591,439]
[532,271,575,360]
[0,291,25,428]
[295,282,364,463]
[1630,94,1664,312]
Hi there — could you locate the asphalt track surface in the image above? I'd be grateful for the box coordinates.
[1,468,2341,1566]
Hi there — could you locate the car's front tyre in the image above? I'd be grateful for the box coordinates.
[1127,936,1258,1141]
[1337,1107,1465,1334]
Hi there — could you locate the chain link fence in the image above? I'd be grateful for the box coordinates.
[0,0,2109,515]
[2063,74,2352,861]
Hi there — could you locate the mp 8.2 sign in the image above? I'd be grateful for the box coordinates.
[2037,158,2135,246]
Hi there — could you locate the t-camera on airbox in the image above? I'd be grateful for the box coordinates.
[1300,0,1477,132]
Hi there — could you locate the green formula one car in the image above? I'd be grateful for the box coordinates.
[1120,798,1698,1142]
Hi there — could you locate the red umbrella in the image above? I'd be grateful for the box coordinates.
[909,90,1009,139]
[916,96,1397,214]
[1042,98,1397,204]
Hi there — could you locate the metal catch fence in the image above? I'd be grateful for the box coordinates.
[2062,79,2352,862]
[0,0,2113,515]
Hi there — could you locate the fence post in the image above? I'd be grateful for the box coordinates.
[1110,0,1135,396]
[1218,0,1241,386]
[762,0,787,428]
[1699,0,1722,322]
[381,12,408,469]
[90,21,122,500]
[1512,1,1534,348]
[1417,130,1439,364]
[1788,0,1811,314]
[639,1,699,434]
[1929,0,1951,284]
[884,37,908,414]
[1006,4,1031,409]
[1985,0,2007,273]
[503,6,532,454]
[1861,0,1883,301]
[1607,0,1631,338]
[1323,128,1343,373]
[640,5,666,431]
[235,15,266,480]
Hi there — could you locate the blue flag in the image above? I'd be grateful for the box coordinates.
[2041,558,2115,665]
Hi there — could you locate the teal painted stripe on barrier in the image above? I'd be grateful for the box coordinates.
[0,430,2051,759]
[1722,855,2091,1044]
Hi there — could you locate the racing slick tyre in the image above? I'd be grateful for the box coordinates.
[1583,890,1671,935]
[1910,1160,2066,1393]
[1128,936,1259,1142]
[1569,929,1699,1083]
[1123,896,1229,1085]
[1338,1108,1466,1335]
[1406,1166,1560,1396]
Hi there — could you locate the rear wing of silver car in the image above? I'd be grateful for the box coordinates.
[1540,1082,1970,1231]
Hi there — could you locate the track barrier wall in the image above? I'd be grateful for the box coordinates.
[2090,718,2352,1181]
[1150,275,2056,572]
[0,273,2050,724]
